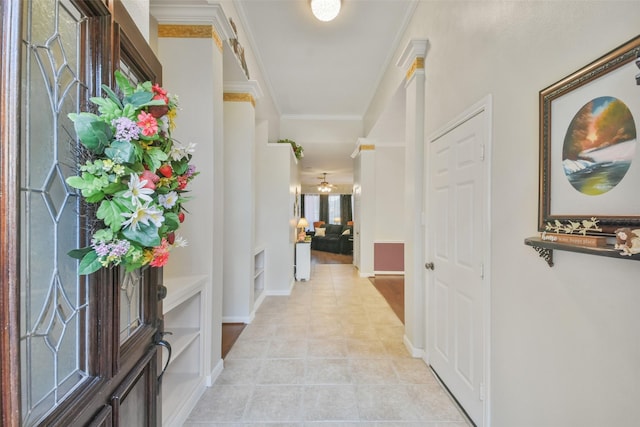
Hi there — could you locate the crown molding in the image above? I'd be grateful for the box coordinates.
[224,80,263,100]
[280,114,363,122]
[151,0,235,40]
[396,39,429,72]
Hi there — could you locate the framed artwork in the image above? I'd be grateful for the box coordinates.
[539,35,640,234]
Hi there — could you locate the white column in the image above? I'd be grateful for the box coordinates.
[397,40,428,355]
[152,0,237,386]
[223,81,262,322]
[352,139,376,277]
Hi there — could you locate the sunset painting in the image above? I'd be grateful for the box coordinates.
[562,96,637,195]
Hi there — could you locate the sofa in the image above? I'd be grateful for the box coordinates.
[311,223,353,254]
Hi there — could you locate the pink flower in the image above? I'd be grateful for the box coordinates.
[152,84,169,104]
[177,175,188,190]
[149,238,170,267]
[137,111,158,137]
[139,170,159,190]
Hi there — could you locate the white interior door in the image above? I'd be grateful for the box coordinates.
[426,107,489,426]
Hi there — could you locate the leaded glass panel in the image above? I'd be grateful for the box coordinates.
[118,58,145,345]
[120,269,143,343]
[20,0,89,424]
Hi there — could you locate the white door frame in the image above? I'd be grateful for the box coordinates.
[423,94,492,426]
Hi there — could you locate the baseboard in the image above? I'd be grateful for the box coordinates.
[266,288,292,296]
[221,315,251,323]
[374,270,405,275]
[254,291,267,312]
[162,376,206,427]
[403,334,425,358]
[206,358,224,387]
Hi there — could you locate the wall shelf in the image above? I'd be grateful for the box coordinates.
[524,237,640,267]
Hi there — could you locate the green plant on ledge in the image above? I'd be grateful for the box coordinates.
[278,138,303,160]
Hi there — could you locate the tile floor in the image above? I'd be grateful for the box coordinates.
[185,264,471,426]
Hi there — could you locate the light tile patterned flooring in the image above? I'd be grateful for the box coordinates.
[186,264,471,426]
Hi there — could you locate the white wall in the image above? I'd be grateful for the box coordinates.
[256,132,298,295]
[367,2,640,426]
[374,145,405,241]
[353,146,376,277]
[121,0,149,40]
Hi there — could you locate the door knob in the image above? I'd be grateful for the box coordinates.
[425,262,435,270]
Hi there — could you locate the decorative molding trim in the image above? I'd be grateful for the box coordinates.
[397,39,429,70]
[397,39,429,83]
[280,113,363,121]
[151,2,236,40]
[224,80,263,100]
[223,92,256,108]
[212,27,223,52]
[406,57,425,81]
[158,24,211,38]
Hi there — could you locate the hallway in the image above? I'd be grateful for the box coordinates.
[185,263,470,426]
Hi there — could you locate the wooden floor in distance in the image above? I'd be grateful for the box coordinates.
[369,275,404,324]
[221,250,409,358]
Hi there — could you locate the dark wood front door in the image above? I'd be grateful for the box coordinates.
[1,1,165,425]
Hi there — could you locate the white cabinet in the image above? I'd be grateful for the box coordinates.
[162,275,207,427]
[295,242,311,281]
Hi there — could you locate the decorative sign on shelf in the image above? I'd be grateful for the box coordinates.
[540,232,607,248]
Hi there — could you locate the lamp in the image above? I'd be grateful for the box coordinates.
[310,0,341,22]
[297,217,309,242]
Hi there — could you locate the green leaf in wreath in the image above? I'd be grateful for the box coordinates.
[68,246,93,260]
[163,212,180,232]
[78,250,103,275]
[69,112,112,154]
[171,160,189,175]
[143,147,169,172]
[90,96,121,118]
[105,140,135,164]
[114,70,134,97]
[66,175,87,190]
[125,91,154,108]
[137,99,167,108]
[122,222,161,247]
[97,199,125,232]
[101,85,124,109]
[85,191,105,203]
[102,181,127,195]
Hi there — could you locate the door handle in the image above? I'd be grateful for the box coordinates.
[155,331,173,389]
[425,262,435,270]
[157,284,168,300]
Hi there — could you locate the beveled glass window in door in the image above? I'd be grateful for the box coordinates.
[19,0,89,425]
[119,268,143,343]
[117,59,145,344]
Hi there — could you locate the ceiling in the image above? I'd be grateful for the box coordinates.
[233,0,416,190]
[151,0,416,190]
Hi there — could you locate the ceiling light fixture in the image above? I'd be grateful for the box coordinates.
[317,173,334,192]
[310,0,341,22]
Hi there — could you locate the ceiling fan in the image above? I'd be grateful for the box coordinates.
[317,173,336,193]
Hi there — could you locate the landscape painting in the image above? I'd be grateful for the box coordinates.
[538,35,640,233]
[562,96,637,196]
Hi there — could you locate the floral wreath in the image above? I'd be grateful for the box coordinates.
[66,70,197,275]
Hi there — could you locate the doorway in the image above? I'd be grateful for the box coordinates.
[425,97,492,426]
